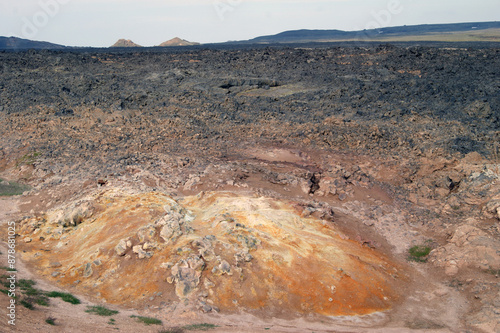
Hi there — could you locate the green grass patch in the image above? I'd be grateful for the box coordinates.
[16,279,50,307]
[85,305,119,316]
[0,177,30,196]
[0,276,48,307]
[45,317,56,326]
[35,296,50,306]
[131,315,162,325]
[108,318,116,325]
[20,299,34,310]
[18,279,36,290]
[0,266,16,272]
[408,245,432,262]
[182,323,218,331]
[46,291,81,304]
[15,152,41,167]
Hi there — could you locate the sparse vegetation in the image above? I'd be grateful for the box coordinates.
[158,324,218,333]
[131,315,162,325]
[45,317,56,326]
[20,299,34,310]
[408,245,432,262]
[35,297,50,306]
[85,305,119,316]
[19,279,36,292]
[46,291,81,304]
[159,328,185,333]
[0,266,9,271]
[0,178,30,196]
[182,323,218,331]
[17,279,50,308]
[16,151,41,167]
[108,318,116,325]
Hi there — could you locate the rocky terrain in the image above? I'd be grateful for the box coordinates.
[0,45,499,332]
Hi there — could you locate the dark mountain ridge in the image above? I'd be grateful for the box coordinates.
[0,36,66,50]
[242,21,500,43]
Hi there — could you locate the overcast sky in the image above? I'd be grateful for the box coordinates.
[0,0,498,47]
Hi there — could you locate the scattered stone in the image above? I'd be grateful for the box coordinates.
[115,238,132,256]
[193,237,217,261]
[434,288,449,297]
[212,259,232,276]
[132,245,153,259]
[204,278,215,289]
[160,262,174,269]
[200,303,212,313]
[83,262,93,278]
[184,176,201,191]
[444,261,459,276]
[53,201,94,227]
[137,224,156,242]
[159,214,185,244]
[170,256,205,299]
[235,250,253,263]
[143,242,156,250]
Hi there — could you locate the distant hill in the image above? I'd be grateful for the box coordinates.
[240,21,500,44]
[1,21,499,50]
[0,36,66,50]
[159,37,200,47]
[110,39,142,48]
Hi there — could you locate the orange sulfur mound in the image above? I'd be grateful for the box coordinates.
[17,189,402,317]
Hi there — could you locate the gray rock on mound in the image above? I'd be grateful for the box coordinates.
[169,255,206,299]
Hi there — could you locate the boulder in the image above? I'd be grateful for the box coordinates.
[137,224,156,242]
[170,256,205,299]
[212,259,232,276]
[115,238,132,256]
[158,212,187,244]
[132,245,152,259]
